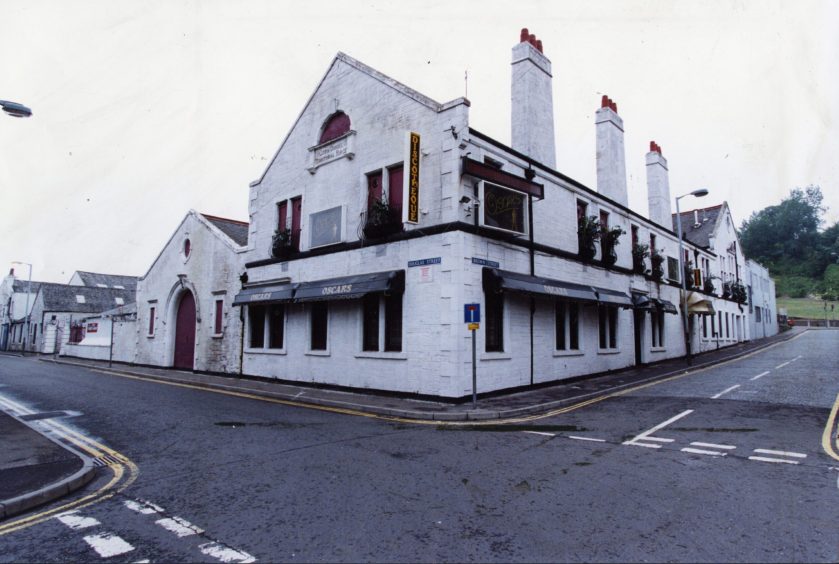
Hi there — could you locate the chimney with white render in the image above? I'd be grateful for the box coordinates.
[511,28,556,168]
[646,141,672,227]
[595,95,628,206]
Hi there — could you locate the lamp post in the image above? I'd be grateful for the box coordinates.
[675,188,709,365]
[11,262,32,355]
[0,100,33,118]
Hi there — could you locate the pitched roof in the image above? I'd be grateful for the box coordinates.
[12,280,43,293]
[201,213,249,246]
[37,283,136,314]
[671,204,722,249]
[73,271,139,291]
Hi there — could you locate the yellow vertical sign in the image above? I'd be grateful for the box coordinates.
[403,131,421,224]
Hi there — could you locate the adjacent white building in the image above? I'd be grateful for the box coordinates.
[133,210,248,373]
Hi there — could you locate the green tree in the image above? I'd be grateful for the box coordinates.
[824,264,839,301]
[740,185,826,278]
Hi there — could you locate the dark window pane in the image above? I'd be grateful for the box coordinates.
[485,292,504,352]
[555,301,566,350]
[214,300,223,334]
[311,302,328,351]
[599,306,607,349]
[384,293,403,352]
[609,308,618,349]
[388,165,403,214]
[249,305,266,348]
[569,304,579,350]
[362,294,379,351]
[268,305,284,349]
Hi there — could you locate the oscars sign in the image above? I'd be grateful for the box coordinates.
[403,132,420,224]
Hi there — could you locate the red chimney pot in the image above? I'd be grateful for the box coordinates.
[611,101,618,113]
[529,34,537,47]
[520,28,529,42]
[536,39,543,53]
[601,95,609,108]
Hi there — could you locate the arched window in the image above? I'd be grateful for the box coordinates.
[318,112,350,144]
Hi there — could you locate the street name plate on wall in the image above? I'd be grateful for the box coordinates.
[407,257,441,267]
[403,131,421,224]
[309,206,343,249]
[471,257,500,268]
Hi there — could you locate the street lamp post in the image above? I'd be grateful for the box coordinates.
[675,188,709,365]
[11,262,32,355]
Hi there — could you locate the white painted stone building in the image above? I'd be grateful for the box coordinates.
[746,260,778,339]
[133,211,247,373]
[234,30,749,398]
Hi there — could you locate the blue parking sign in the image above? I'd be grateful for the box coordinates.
[464,303,481,323]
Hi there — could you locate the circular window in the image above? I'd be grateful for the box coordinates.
[184,239,191,258]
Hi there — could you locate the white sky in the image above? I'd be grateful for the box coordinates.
[1,0,837,283]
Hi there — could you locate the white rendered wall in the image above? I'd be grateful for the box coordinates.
[511,41,556,168]
[646,151,672,229]
[135,213,244,373]
[595,106,628,207]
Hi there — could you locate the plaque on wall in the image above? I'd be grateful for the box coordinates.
[309,206,343,249]
[480,182,527,236]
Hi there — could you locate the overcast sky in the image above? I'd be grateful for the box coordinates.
[1,0,836,283]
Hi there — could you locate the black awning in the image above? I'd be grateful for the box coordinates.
[632,293,654,310]
[233,283,295,306]
[593,286,633,308]
[657,299,679,315]
[482,268,599,303]
[294,270,405,303]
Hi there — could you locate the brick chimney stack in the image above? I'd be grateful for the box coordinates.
[595,95,628,206]
[646,141,673,227]
[511,28,556,168]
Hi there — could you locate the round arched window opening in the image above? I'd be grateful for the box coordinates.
[184,238,191,258]
[318,111,350,144]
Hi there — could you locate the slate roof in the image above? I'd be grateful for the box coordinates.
[37,283,136,314]
[672,204,722,249]
[201,214,249,246]
[12,280,43,294]
[73,271,139,291]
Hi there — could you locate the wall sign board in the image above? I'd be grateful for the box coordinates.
[403,132,421,224]
[309,206,343,249]
[480,182,528,236]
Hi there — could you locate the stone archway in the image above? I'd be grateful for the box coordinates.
[173,291,196,370]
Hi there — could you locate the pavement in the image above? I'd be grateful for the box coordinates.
[0,326,806,521]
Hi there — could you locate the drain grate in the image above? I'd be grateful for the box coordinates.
[92,454,123,467]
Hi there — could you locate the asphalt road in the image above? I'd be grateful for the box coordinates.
[0,329,837,562]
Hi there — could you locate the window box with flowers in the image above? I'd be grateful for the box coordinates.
[632,243,649,274]
[650,250,665,280]
[600,225,625,267]
[731,280,748,304]
[271,228,295,259]
[577,215,601,262]
[363,199,403,239]
[703,274,718,295]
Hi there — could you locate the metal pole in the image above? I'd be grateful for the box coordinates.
[471,328,477,409]
[108,316,115,367]
[675,198,691,365]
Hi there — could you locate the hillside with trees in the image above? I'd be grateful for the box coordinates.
[739,185,839,299]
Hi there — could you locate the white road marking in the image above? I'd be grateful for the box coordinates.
[790,355,802,363]
[83,532,135,558]
[628,442,662,449]
[753,449,807,458]
[523,431,555,437]
[155,516,204,538]
[640,436,674,443]
[750,371,770,381]
[124,499,164,515]
[55,511,101,530]
[198,542,256,563]
[775,361,791,369]
[749,456,799,465]
[690,442,736,450]
[681,447,727,457]
[711,384,740,399]
[623,409,693,447]
[568,435,606,443]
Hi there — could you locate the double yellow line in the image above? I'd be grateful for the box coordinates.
[0,403,138,536]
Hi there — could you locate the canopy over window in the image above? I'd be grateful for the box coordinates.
[294,270,405,303]
[686,291,716,316]
[482,268,631,307]
[233,283,294,306]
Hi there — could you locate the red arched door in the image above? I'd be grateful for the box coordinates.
[173,292,196,370]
